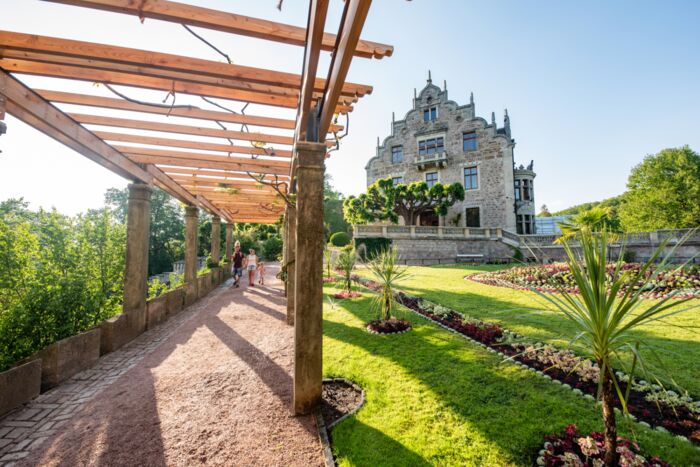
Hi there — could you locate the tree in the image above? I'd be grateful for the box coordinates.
[538,204,552,217]
[536,229,697,465]
[324,175,350,237]
[335,245,357,294]
[619,146,700,231]
[343,178,465,226]
[556,206,621,242]
[105,187,185,276]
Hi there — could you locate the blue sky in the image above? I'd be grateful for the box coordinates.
[1,0,698,214]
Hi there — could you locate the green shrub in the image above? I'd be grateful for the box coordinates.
[148,278,169,298]
[262,236,283,260]
[355,237,392,261]
[330,231,351,247]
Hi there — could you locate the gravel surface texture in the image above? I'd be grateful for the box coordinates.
[20,266,323,467]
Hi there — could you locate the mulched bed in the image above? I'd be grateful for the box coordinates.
[366,319,411,334]
[334,290,362,299]
[352,277,700,445]
[321,379,364,428]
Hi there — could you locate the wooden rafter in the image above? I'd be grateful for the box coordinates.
[97,132,292,157]
[42,0,393,59]
[70,113,294,146]
[0,31,371,98]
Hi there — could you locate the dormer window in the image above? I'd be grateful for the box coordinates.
[418,136,444,156]
[423,106,437,122]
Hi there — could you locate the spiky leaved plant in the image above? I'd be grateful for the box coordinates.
[335,245,357,294]
[366,247,409,321]
[536,228,697,466]
[324,244,334,279]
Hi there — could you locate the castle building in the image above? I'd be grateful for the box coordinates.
[365,75,537,234]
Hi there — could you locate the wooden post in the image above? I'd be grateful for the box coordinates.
[211,216,221,266]
[282,207,289,297]
[225,222,233,262]
[286,205,297,324]
[122,183,151,329]
[293,141,326,415]
[184,206,199,305]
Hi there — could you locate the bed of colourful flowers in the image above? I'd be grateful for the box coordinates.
[352,277,700,448]
[469,263,700,299]
[538,424,669,467]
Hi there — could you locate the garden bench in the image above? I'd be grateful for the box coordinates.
[456,253,484,263]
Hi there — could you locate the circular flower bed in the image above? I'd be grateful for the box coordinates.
[334,290,362,299]
[366,319,411,335]
[538,424,668,467]
[469,263,700,299]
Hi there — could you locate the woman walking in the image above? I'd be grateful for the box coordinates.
[244,248,259,287]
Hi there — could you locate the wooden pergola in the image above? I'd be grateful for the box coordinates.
[0,0,392,414]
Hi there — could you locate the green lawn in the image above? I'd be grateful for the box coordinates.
[323,284,700,466]
[357,263,700,397]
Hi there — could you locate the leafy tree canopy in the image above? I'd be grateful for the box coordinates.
[618,146,700,231]
[343,178,465,226]
[324,175,350,237]
[538,204,552,217]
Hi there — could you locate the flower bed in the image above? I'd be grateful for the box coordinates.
[537,424,668,467]
[469,263,700,299]
[334,291,362,299]
[323,276,337,283]
[352,277,700,444]
[366,319,411,335]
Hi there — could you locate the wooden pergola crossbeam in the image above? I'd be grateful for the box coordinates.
[97,131,293,157]
[160,166,288,182]
[1,59,355,111]
[70,113,294,146]
[42,0,393,59]
[0,31,372,98]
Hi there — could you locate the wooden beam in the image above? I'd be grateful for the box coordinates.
[0,31,371,98]
[70,113,294,145]
[1,59,340,111]
[114,145,290,169]
[168,175,282,192]
[318,0,372,138]
[160,166,288,182]
[96,131,292,157]
[296,0,329,143]
[0,70,151,183]
[42,0,393,59]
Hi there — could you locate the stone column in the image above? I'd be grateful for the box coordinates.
[286,205,297,324]
[211,216,221,266]
[225,222,233,262]
[293,141,326,415]
[282,208,289,297]
[184,206,199,305]
[123,183,152,329]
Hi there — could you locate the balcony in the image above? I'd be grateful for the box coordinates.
[414,151,448,170]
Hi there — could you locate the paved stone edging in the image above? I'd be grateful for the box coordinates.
[0,282,229,466]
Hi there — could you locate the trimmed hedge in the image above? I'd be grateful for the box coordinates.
[330,231,351,247]
[355,237,392,260]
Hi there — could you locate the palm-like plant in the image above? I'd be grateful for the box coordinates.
[366,247,409,321]
[536,228,697,466]
[556,206,620,243]
[335,245,357,294]
[324,244,334,279]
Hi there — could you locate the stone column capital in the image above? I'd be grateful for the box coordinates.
[294,141,326,168]
[184,205,199,218]
[128,182,152,201]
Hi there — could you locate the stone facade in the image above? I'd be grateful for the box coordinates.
[365,76,536,233]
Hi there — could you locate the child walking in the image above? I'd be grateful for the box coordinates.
[257,261,266,285]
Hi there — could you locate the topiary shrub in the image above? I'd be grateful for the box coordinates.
[355,237,392,261]
[330,231,351,247]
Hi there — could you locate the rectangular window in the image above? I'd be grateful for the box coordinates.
[418,137,444,156]
[391,176,404,185]
[464,166,478,190]
[516,215,523,234]
[466,207,480,228]
[391,146,403,164]
[425,172,438,188]
[462,132,477,151]
[514,180,521,201]
[522,179,531,201]
[423,106,437,122]
[525,215,532,234]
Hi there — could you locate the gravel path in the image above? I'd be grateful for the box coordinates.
[19,265,323,467]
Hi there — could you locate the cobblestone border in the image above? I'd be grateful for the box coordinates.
[365,324,411,335]
[0,281,230,466]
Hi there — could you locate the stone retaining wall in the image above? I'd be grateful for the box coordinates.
[392,238,514,265]
[0,272,226,418]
